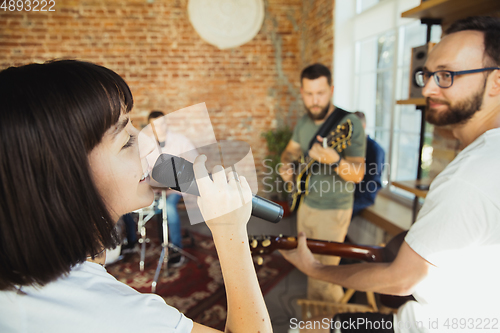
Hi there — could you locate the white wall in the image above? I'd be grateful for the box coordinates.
[333,0,356,110]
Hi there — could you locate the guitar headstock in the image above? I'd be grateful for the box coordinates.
[325,119,353,153]
[249,235,283,255]
[248,235,300,266]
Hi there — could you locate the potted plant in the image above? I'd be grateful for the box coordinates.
[261,126,293,216]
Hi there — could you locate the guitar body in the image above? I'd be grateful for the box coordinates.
[288,159,313,212]
[287,119,353,212]
[249,232,415,309]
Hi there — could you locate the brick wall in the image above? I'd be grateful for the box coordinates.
[301,0,334,70]
[0,0,335,195]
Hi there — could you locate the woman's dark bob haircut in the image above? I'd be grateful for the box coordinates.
[0,60,133,290]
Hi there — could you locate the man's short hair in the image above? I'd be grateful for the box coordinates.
[300,63,332,86]
[148,110,165,121]
[354,111,366,125]
[445,16,500,67]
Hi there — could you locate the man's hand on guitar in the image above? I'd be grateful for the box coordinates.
[309,135,340,165]
[279,231,320,275]
[278,163,294,183]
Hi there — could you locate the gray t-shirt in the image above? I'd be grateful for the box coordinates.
[291,110,366,210]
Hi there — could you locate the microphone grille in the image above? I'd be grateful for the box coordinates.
[151,154,198,194]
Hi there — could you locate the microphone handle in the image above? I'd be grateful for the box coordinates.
[151,153,284,223]
[251,195,283,224]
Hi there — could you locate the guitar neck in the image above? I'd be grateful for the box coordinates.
[275,237,386,263]
[250,233,414,310]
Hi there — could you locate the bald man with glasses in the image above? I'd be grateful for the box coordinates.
[281,16,500,333]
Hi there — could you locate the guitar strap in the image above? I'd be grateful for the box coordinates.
[307,106,349,151]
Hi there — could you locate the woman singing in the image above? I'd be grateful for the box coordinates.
[0,60,271,333]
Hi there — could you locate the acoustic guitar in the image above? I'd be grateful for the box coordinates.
[249,232,414,309]
[286,119,353,212]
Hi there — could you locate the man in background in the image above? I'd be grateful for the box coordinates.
[147,110,198,267]
[278,64,366,302]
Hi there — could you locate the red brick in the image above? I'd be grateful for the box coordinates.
[0,0,334,194]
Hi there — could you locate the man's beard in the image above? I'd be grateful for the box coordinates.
[425,86,484,126]
[306,101,331,121]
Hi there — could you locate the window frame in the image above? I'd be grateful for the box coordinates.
[335,0,433,205]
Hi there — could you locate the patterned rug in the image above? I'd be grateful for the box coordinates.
[106,231,294,330]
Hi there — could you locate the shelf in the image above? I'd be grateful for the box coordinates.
[401,0,500,21]
[359,194,412,235]
[392,179,431,199]
[396,98,426,106]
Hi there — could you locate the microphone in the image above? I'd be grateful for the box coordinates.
[151,153,284,223]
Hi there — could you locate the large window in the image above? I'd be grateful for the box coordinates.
[393,21,441,182]
[356,0,380,14]
[335,0,441,199]
[353,30,396,175]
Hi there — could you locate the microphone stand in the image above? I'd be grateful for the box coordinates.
[151,189,200,293]
[147,120,200,292]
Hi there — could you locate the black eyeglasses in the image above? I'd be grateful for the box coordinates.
[415,67,500,88]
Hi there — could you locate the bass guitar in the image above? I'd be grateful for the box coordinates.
[286,119,353,212]
[249,232,414,309]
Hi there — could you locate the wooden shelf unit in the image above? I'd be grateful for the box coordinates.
[396,98,425,106]
[402,0,500,23]
[392,180,430,199]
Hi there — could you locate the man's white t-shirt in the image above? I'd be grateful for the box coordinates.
[146,129,198,169]
[0,261,194,333]
[395,128,500,333]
